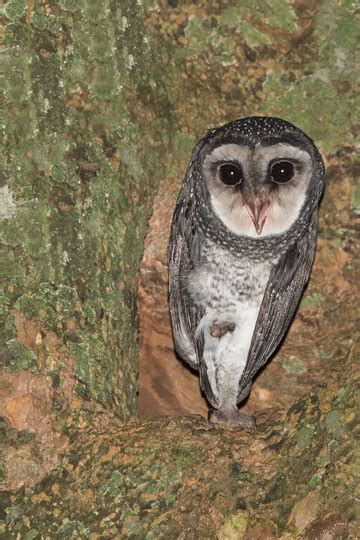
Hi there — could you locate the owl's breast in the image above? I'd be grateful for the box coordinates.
[183,239,275,311]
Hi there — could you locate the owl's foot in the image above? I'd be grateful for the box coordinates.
[209,408,256,430]
[209,321,236,338]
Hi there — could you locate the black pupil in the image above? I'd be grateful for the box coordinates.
[218,163,242,185]
[271,161,294,183]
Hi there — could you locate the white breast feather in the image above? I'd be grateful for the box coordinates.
[186,255,271,407]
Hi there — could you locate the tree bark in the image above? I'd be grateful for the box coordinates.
[1,0,358,537]
[1,0,176,490]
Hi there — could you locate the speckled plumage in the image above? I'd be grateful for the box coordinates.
[169,117,325,427]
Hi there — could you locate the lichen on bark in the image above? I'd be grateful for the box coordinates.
[1,0,177,490]
[1,0,359,537]
[1,352,359,538]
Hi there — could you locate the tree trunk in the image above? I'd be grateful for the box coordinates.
[1,0,176,490]
[1,0,358,537]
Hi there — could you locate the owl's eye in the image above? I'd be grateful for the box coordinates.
[218,163,243,186]
[271,161,295,184]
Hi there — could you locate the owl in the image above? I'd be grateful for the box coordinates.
[168,116,325,428]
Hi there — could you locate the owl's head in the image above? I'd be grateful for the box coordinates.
[198,117,324,238]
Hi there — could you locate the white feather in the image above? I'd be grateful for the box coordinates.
[203,142,313,238]
[186,252,272,407]
[196,303,260,408]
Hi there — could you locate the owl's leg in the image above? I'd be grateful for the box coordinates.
[209,381,254,427]
[209,408,255,429]
[208,370,255,429]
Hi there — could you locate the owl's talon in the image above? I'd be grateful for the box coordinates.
[209,321,236,338]
[209,408,256,430]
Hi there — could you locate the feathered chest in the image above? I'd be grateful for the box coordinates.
[183,237,277,310]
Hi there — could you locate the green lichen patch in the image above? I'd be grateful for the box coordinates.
[16,284,80,328]
[324,409,343,437]
[3,339,38,372]
[294,425,315,449]
[218,510,248,539]
[221,0,299,37]
[0,425,36,448]
[282,355,307,374]
[314,348,334,361]
[3,0,27,21]
[0,461,5,483]
[300,292,325,309]
[351,183,360,214]
[56,520,91,538]
[69,333,127,407]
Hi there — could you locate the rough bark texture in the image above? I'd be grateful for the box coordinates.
[1,0,177,490]
[2,354,359,538]
[1,0,359,538]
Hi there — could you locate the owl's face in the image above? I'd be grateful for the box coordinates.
[202,137,314,238]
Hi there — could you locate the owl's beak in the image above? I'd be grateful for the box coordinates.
[245,201,270,235]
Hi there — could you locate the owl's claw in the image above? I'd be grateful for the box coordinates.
[209,408,256,430]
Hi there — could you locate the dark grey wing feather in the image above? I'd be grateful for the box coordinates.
[168,180,204,371]
[239,212,318,396]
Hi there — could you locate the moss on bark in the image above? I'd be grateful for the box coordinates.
[2,352,358,537]
[1,0,177,416]
[1,0,359,536]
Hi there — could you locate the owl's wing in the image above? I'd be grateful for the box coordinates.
[168,180,204,370]
[240,212,318,394]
